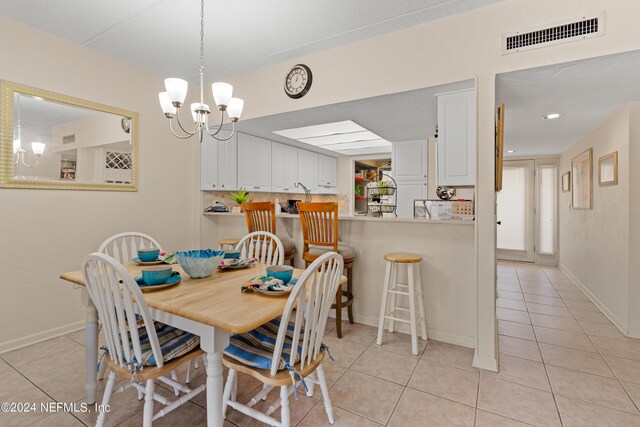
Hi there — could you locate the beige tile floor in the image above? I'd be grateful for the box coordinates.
[3,262,640,426]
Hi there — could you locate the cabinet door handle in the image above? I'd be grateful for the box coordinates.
[212,184,216,188]
[221,184,225,188]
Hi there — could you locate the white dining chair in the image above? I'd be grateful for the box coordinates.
[82,252,205,427]
[235,231,285,266]
[221,251,344,427]
[98,232,162,263]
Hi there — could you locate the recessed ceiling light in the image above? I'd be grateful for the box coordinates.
[543,113,562,120]
[506,150,515,153]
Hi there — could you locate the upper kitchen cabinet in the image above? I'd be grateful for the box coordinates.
[200,134,237,191]
[237,133,272,192]
[272,142,298,193]
[392,139,427,181]
[200,140,218,190]
[218,134,238,190]
[436,89,476,186]
[297,149,318,192]
[317,154,337,194]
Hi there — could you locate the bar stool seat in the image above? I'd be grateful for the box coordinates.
[376,252,427,355]
[219,238,240,251]
[280,237,297,256]
[305,244,356,263]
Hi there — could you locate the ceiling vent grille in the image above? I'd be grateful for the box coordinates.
[503,13,604,54]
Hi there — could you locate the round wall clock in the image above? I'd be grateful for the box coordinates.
[284,64,312,99]
[121,118,131,133]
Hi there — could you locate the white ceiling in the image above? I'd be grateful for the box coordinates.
[15,94,93,140]
[0,0,500,82]
[232,79,474,156]
[497,50,640,157]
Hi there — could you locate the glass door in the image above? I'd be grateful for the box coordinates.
[497,160,535,262]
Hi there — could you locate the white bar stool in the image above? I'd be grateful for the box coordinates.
[376,252,428,355]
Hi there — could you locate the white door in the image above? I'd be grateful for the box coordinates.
[217,134,237,191]
[392,140,426,181]
[395,181,427,218]
[297,149,318,192]
[200,141,218,190]
[497,160,535,262]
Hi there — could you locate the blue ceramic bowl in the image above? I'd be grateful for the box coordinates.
[138,248,160,262]
[141,265,173,286]
[266,265,294,283]
[175,249,225,278]
[225,249,241,259]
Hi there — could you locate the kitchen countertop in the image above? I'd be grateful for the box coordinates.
[203,211,474,225]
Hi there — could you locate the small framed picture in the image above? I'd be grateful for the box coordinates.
[598,151,618,186]
[561,171,571,192]
[572,148,593,210]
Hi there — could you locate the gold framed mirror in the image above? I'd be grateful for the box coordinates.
[1,81,138,191]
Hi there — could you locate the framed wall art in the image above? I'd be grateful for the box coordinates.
[598,151,618,186]
[561,171,571,192]
[571,148,593,209]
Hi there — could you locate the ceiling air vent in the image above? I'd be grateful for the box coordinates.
[502,13,604,55]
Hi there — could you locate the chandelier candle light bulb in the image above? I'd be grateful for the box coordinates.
[158,0,244,142]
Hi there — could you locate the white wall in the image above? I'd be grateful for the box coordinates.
[559,106,631,332]
[0,17,199,352]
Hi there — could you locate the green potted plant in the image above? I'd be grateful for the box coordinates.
[229,188,250,212]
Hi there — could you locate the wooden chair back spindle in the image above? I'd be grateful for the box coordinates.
[242,202,277,234]
[297,202,339,258]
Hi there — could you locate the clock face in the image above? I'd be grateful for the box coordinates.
[284,64,312,99]
[121,118,131,134]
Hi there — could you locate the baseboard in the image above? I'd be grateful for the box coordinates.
[349,313,476,349]
[558,264,629,336]
[0,321,84,354]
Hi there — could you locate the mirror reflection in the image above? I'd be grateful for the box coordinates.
[1,81,138,191]
[12,93,133,184]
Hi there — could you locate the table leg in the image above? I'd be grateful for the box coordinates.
[81,288,99,405]
[201,329,230,427]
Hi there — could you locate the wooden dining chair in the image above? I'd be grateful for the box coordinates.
[242,201,296,265]
[235,231,285,266]
[98,232,162,263]
[221,252,344,427]
[82,252,205,427]
[297,202,356,338]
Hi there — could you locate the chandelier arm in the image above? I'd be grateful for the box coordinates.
[169,118,200,139]
[209,121,236,141]
[174,108,202,136]
[205,111,225,137]
[19,153,41,168]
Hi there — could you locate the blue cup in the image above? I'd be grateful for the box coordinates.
[225,249,241,259]
[138,248,160,262]
[141,266,173,285]
[266,265,294,283]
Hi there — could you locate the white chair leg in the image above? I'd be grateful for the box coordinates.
[407,264,419,356]
[262,383,269,400]
[305,372,316,397]
[222,369,236,417]
[171,370,180,396]
[388,262,397,333]
[415,264,428,341]
[316,364,334,424]
[96,371,116,427]
[280,385,291,427]
[377,261,393,345]
[143,379,155,427]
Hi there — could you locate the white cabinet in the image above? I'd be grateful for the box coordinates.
[237,133,272,192]
[272,142,298,193]
[200,136,237,191]
[392,140,427,182]
[200,141,218,190]
[297,149,318,192]
[217,135,237,191]
[436,89,476,186]
[317,154,337,194]
[396,181,428,218]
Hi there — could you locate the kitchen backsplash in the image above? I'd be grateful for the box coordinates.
[202,191,349,215]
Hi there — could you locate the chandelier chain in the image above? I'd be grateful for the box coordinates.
[200,0,205,76]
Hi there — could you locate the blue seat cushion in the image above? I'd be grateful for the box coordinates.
[223,318,302,371]
[134,322,200,366]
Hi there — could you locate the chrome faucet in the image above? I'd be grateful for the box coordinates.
[294,182,312,202]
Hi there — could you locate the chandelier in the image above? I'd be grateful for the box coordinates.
[13,96,45,168]
[158,0,244,142]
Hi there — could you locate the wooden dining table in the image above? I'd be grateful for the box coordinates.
[60,262,346,427]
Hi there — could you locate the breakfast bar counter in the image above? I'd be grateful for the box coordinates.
[202,210,476,348]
